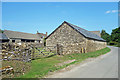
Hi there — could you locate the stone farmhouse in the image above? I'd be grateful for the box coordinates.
[46,21,107,54]
[2,30,47,43]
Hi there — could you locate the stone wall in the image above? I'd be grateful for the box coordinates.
[46,23,87,54]
[61,42,87,54]
[46,23,107,55]
[86,39,106,52]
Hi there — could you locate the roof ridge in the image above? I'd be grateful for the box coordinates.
[4,30,35,35]
[64,21,88,31]
[4,30,41,40]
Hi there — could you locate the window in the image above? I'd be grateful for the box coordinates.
[12,40,15,42]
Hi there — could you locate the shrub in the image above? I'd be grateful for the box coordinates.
[117,43,120,47]
[109,41,118,45]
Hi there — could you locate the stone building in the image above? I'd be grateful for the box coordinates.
[3,30,43,43]
[45,21,106,55]
[37,31,47,38]
[0,33,9,43]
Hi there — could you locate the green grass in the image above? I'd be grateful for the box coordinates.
[19,47,111,78]
[108,44,120,47]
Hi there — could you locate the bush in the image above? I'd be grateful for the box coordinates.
[117,43,120,47]
[109,41,118,45]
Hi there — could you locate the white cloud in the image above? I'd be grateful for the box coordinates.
[105,10,118,14]
[111,10,118,13]
[106,11,111,14]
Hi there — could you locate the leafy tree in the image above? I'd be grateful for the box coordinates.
[111,27,120,43]
[0,29,4,33]
[101,30,111,42]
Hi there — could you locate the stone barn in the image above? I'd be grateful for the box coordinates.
[4,30,43,43]
[45,21,107,55]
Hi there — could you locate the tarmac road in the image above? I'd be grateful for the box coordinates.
[48,46,118,78]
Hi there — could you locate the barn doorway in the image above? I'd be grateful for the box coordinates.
[57,44,63,55]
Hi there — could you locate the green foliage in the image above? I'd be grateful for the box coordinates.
[101,30,111,42]
[0,29,4,33]
[117,43,120,47]
[108,41,118,45]
[101,27,120,47]
[111,27,120,43]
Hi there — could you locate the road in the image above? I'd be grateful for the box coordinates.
[48,46,118,78]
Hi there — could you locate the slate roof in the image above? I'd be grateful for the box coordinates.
[0,33,8,40]
[89,31,101,37]
[4,30,41,40]
[37,33,47,37]
[46,21,106,42]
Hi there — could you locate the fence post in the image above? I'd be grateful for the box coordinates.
[31,46,35,60]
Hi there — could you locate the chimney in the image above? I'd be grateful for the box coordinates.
[37,31,39,34]
[46,32,47,36]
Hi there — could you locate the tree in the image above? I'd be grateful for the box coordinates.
[101,30,111,42]
[111,27,120,43]
[0,29,4,33]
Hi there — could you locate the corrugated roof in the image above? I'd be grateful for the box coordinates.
[65,21,105,41]
[0,33,8,40]
[4,30,41,40]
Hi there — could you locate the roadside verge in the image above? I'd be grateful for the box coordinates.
[20,47,111,78]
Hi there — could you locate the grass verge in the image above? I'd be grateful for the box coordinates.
[19,47,111,78]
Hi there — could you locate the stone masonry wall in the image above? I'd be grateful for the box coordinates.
[46,23,87,54]
[46,23,107,54]
[86,39,107,52]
